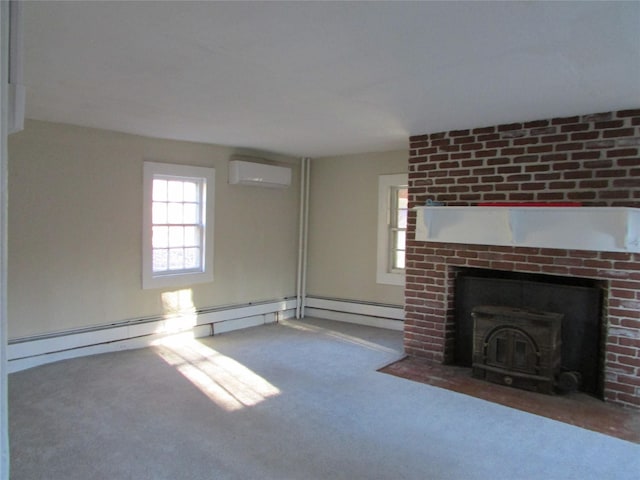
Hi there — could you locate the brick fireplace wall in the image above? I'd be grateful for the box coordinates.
[406,109,640,408]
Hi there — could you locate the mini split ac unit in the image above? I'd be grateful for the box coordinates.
[228,160,292,188]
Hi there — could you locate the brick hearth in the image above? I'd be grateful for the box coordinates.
[405,109,640,408]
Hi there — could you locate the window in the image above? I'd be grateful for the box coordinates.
[143,162,214,289]
[377,173,408,286]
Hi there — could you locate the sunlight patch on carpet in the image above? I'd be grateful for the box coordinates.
[153,333,280,411]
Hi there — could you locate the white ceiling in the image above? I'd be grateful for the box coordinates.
[23,1,640,158]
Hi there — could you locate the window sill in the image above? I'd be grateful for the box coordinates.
[142,270,213,290]
[376,272,405,286]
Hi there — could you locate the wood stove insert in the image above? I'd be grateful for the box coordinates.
[454,269,603,396]
[472,305,563,394]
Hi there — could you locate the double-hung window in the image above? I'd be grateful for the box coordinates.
[377,173,408,286]
[143,162,214,289]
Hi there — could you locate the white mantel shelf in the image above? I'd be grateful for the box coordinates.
[413,207,640,253]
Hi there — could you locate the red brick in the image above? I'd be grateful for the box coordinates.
[514,263,542,273]
[541,134,568,143]
[453,136,476,145]
[528,145,554,153]
[618,158,640,167]
[618,375,640,389]
[607,148,638,157]
[460,159,483,167]
[618,355,640,367]
[534,173,562,181]
[561,123,590,132]
[449,129,471,137]
[513,137,539,146]
[521,182,546,191]
[571,131,600,141]
[603,128,635,138]
[603,381,637,395]
[477,133,500,142]
[501,147,526,156]
[487,158,510,166]
[524,120,549,128]
[552,116,580,125]
[549,181,576,189]
[542,153,569,162]
[584,112,613,122]
[542,265,570,275]
[473,126,496,134]
[483,193,507,201]
[594,169,627,177]
[604,360,636,374]
[538,192,565,201]
[474,149,498,158]
[595,120,624,129]
[614,262,640,271]
[610,289,637,299]
[497,166,522,174]
[486,140,510,149]
[498,122,523,132]
[571,151,601,160]
[508,193,535,201]
[516,155,540,164]
[461,143,483,151]
[620,337,640,348]
[613,178,640,188]
[563,171,592,179]
[586,140,615,149]
[617,109,640,117]
[555,142,584,151]
[579,180,608,189]
[612,394,640,407]
[552,161,581,170]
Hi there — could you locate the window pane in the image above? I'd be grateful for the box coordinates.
[398,189,408,209]
[152,202,167,224]
[152,249,168,272]
[397,209,407,228]
[167,203,183,224]
[153,226,169,248]
[183,203,198,224]
[394,251,405,269]
[395,230,406,249]
[167,181,183,202]
[168,226,184,247]
[183,182,198,202]
[153,179,167,201]
[184,226,200,247]
[184,248,201,269]
[169,248,184,270]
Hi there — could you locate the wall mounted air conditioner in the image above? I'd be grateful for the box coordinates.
[228,160,292,188]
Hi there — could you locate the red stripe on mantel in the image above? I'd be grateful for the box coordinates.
[476,202,582,207]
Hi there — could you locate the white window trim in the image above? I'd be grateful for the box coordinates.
[142,162,215,289]
[376,173,408,286]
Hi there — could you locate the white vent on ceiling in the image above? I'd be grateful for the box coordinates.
[228,159,291,188]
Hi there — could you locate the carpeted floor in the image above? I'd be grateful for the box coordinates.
[9,318,640,479]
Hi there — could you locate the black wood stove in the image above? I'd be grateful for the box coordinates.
[471,305,563,394]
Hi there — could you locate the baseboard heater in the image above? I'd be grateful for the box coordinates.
[304,296,404,331]
[8,298,296,373]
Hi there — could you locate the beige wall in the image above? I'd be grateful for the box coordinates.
[8,120,300,339]
[306,150,407,306]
